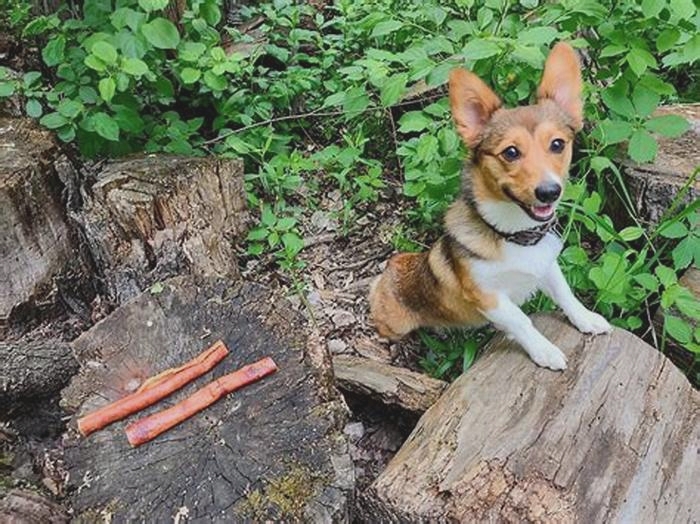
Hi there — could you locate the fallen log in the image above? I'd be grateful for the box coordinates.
[76,155,249,304]
[333,355,447,412]
[0,489,68,524]
[61,276,353,522]
[359,314,698,523]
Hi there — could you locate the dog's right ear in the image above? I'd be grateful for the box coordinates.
[449,68,502,149]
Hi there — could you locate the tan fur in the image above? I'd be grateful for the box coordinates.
[369,42,583,340]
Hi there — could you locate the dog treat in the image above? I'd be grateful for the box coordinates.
[77,341,229,436]
[125,357,278,447]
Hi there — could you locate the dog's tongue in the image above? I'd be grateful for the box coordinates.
[532,204,553,219]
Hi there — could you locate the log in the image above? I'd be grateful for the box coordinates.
[359,314,699,523]
[622,103,699,225]
[61,275,353,522]
[0,337,77,408]
[0,117,85,330]
[333,355,447,412]
[0,489,69,524]
[76,155,249,305]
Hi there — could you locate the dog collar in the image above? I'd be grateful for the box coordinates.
[481,217,558,246]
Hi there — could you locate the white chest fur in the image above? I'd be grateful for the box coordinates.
[471,233,563,305]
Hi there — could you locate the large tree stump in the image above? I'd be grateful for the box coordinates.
[61,276,353,522]
[359,315,698,523]
[76,155,248,304]
[622,103,699,225]
[0,118,84,329]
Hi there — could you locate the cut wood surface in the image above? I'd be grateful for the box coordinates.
[76,155,248,304]
[61,276,353,522]
[359,314,699,523]
[622,103,699,225]
[0,117,81,326]
[333,355,447,412]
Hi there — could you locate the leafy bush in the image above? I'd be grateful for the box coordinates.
[1,0,698,380]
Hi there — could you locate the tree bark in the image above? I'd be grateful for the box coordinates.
[61,275,353,523]
[76,155,249,305]
[0,117,89,333]
[359,314,699,523]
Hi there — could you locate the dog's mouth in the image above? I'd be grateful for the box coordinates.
[502,187,557,222]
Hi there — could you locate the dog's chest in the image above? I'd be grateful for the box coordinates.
[471,233,562,304]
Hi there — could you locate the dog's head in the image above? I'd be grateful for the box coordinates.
[450,42,582,227]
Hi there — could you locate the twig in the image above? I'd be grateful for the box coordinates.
[125,357,278,447]
[77,341,229,436]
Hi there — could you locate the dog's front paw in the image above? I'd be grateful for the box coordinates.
[528,341,568,371]
[569,308,611,335]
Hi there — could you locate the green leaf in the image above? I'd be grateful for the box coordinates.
[91,41,118,65]
[84,54,107,72]
[79,86,99,104]
[371,20,403,37]
[672,237,696,270]
[203,70,227,91]
[656,28,680,52]
[42,35,65,66]
[380,73,407,106]
[634,273,659,292]
[664,315,692,344]
[398,111,432,133]
[112,105,144,133]
[601,86,635,118]
[149,281,165,294]
[200,2,222,25]
[641,0,666,18]
[92,112,120,141]
[627,129,657,163]
[26,99,43,118]
[669,0,695,20]
[246,228,268,241]
[600,44,627,58]
[655,265,677,287]
[179,42,207,62]
[645,115,690,138]
[282,232,304,257]
[0,82,15,97]
[517,26,559,46]
[626,47,656,76]
[597,120,634,145]
[461,39,501,61]
[122,57,149,76]
[39,112,68,129]
[631,86,660,118]
[657,221,689,239]
[98,77,116,102]
[343,86,370,113]
[57,99,83,118]
[180,67,201,84]
[138,0,169,12]
[141,18,181,49]
[619,226,644,241]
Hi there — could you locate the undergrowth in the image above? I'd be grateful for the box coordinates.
[1,0,698,382]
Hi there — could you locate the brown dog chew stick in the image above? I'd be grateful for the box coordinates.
[125,357,278,447]
[77,341,229,436]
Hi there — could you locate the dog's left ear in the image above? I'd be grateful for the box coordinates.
[537,42,583,130]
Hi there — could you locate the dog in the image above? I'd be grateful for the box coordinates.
[369,42,611,370]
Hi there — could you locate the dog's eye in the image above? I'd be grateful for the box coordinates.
[501,146,520,162]
[550,138,565,153]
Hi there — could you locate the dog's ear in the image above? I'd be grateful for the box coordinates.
[537,42,583,130]
[449,68,502,149]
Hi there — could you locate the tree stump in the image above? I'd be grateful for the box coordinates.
[76,155,249,305]
[61,276,353,522]
[359,315,698,523]
[0,117,83,330]
[622,103,699,225]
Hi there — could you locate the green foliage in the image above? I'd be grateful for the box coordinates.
[1,0,698,379]
[418,328,492,380]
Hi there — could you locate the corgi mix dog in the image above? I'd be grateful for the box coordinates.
[369,42,611,370]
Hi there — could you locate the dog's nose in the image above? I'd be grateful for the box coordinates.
[535,182,562,203]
